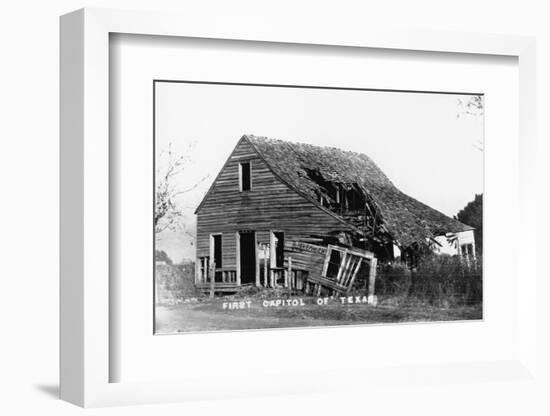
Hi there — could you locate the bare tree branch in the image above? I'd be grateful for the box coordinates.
[155,141,209,239]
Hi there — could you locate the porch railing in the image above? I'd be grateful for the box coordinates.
[261,265,307,290]
[196,257,237,284]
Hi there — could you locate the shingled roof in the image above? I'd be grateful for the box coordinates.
[245,134,472,247]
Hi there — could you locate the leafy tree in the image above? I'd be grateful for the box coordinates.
[457,95,484,117]
[457,95,484,152]
[455,194,483,255]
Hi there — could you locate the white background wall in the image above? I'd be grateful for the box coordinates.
[0,1,548,415]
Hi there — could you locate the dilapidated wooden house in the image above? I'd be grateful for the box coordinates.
[194,135,474,297]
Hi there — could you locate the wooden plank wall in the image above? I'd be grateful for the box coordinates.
[284,241,327,277]
[196,138,353,271]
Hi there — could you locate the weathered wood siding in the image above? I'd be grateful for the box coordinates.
[196,138,354,271]
[284,242,327,278]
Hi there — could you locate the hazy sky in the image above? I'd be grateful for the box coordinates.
[155,82,483,263]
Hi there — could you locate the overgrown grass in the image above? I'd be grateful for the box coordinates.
[376,254,482,307]
[155,254,483,332]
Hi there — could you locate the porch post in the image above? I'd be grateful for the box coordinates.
[235,233,241,286]
[263,245,268,287]
[195,258,200,284]
[209,260,216,299]
[287,257,293,290]
[255,240,261,287]
[367,258,378,304]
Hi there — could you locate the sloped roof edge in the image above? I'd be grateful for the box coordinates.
[194,136,363,235]
[244,134,473,247]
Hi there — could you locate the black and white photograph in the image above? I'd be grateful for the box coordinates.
[154,81,484,334]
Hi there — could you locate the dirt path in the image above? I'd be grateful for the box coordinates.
[155,299,482,333]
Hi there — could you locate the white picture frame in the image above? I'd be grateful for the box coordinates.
[60,7,537,407]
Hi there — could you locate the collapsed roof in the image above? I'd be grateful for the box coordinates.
[245,134,472,248]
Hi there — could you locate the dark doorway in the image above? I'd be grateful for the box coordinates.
[239,231,256,284]
[212,235,222,267]
[212,234,223,282]
[273,231,285,268]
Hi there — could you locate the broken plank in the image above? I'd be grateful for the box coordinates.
[346,257,363,293]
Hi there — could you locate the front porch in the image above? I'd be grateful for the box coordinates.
[195,255,307,295]
[195,242,378,302]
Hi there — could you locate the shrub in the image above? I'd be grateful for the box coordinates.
[375,255,482,307]
[156,260,199,304]
[376,262,412,297]
[411,254,482,306]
